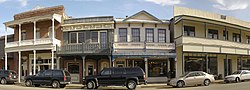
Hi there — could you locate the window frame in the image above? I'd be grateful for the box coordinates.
[119,28,128,42]
[91,31,99,43]
[145,28,154,42]
[158,29,166,43]
[208,29,218,39]
[69,32,77,44]
[184,26,195,37]
[233,33,241,42]
[131,28,140,42]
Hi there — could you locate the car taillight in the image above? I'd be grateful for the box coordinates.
[64,75,66,81]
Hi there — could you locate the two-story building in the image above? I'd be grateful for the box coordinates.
[113,11,175,82]
[173,6,250,78]
[3,5,65,82]
[57,16,114,83]
[0,35,14,70]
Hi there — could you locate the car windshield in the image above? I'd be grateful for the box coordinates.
[232,71,242,74]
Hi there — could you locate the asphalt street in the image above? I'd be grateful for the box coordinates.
[0,81,250,90]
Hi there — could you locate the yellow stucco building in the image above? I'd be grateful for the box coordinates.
[172,6,250,78]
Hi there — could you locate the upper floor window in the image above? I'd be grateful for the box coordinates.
[132,28,140,42]
[247,36,250,44]
[223,30,228,40]
[145,28,154,42]
[119,28,127,42]
[91,32,98,42]
[69,32,77,43]
[78,32,85,43]
[184,26,195,37]
[233,33,241,42]
[208,29,218,39]
[21,31,26,40]
[158,29,166,43]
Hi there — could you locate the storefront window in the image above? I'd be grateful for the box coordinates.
[185,55,218,75]
[68,63,79,74]
[238,59,250,70]
[148,60,167,77]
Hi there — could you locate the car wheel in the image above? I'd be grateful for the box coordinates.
[25,80,33,87]
[52,80,60,88]
[176,81,184,88]
[60,84,66,88]
[204,79,211,86]
[86,80,96,89]
[126,80,137,89]
[34,84,40,87]
[235,77,240,83]
[0,78,7,84]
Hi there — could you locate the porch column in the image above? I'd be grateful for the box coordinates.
[5,26,7,70]
[33,21,36,45]
[18,24,21,45]
[82,56,86,79]
[51,50,54,69]
[52,18,55,43]
[144,57,148,79]
[33,50,36,75]
[18,51,21,83]
[57,57,60,69]
[206,54,209,73]
[226,55,229,76]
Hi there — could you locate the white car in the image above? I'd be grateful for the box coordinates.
[224,70,250,83]
[168,71,215,88]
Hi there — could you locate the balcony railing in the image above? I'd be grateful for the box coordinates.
[5,38,61,48]
[113,42,175,50]
[176,36,250,49]
[57,43,110,54]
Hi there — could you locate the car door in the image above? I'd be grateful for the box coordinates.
[184,72,196,86]
[110,68,126,85]
[43,70,52,84]
[98,68,111,85]
[33,70,45,84]
[195,72,206,84]
[240,71,249,80]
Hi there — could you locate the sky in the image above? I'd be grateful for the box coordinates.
[0,0,250,36]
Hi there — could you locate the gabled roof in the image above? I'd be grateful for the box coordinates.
[123,10,162,23]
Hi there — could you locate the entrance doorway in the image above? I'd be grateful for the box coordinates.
[224,59,232,76]
[87,64,94,76]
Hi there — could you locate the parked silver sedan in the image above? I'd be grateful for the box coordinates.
[168,71,215,88]
[224,70,250,83]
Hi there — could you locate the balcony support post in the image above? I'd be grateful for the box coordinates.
[33,50,36,75]
[18,51,21,83]
[5,26,7,70]
[33,21,36,45]
[52,50,54,69]
[52,18,55,44]
[82,56,85,79]
[144,57,148,79]
[19,24,21,45]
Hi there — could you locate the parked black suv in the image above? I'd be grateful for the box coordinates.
[83,67,147,89]
[0,70,17,84]
[24,69,71,88]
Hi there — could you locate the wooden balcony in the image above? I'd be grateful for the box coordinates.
[57,43,111,55]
